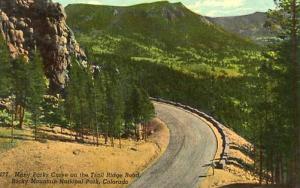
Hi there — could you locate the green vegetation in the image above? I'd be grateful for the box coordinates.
[65,2,267,135]
[0,31,47,141]
[0,34,12,98]
[0,0,298,186]
[63,55,155,146]
[66,2,255,50]
[66,2,262,79]
[0,37,155,148]
[65,1,299,186]
[0,137,18,154]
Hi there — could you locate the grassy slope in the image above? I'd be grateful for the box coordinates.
[0,119,169,188]
[0,128,26,154]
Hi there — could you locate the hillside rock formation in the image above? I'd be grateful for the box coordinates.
[0,0,87,91]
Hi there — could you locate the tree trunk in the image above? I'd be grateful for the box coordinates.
[15,104,19,120]
[75,130,78,141]
[270,150,274,185]
[11,108,14,143]
[18,107,25,129]
[105,129,108,145]
[135,124,138,141]
[119,133,121,148]
[92,132,95,145]
[259,146,263,184]
[96,124,99,146]
[275,154,280,184]
[34,116,37,141]
[253,145,257,170]
[143,123,148,141]
[111,136,114,147]
[291,1,299,187]
[259,122,264,185]
[81,126,84,143]
[280,157,284,185]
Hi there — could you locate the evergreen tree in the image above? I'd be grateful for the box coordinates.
[105,84,124,147]
[65,57,83,141]
[0,34,14,142]
[103,61,124,147]
[267,0,299,186]
[139,88,155,140]
[11,56,28,129]
[126,85,155,140]
[0,34,12,98]
[65,57,95,142]
[42,95,67,132]
[26,51,47,140]
[93,66,106,146]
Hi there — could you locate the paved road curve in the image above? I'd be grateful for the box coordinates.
[129,102,217,188]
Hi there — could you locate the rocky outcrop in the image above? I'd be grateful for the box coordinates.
[0,0,87,91]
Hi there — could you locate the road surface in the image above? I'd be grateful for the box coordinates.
[129,102,217,188]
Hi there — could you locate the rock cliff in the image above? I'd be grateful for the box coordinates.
[0,0,87,91]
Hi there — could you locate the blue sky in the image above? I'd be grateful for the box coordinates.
[53,0,276,17]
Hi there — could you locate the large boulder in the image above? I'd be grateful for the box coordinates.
[0,0,87,92]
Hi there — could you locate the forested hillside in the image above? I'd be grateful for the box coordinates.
[65,1,299,185]
[65,2,266,136]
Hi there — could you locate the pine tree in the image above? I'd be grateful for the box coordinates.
[139,88,155,140]
[0,34,12,98]
[127,85,155,141]
[11,56,28,129]
[42,95,67,132]
[103,63,124,147]
[26,51,46,140]
[65,57,94,142]
[0,33,14,142]
[93,67,106,146]
[65,57,82,141]
[268,0,299,186]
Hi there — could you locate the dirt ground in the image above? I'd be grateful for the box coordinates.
[199,125,259,188]
[0,118,169,188]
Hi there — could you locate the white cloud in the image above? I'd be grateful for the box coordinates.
[201,0,245,8]
[187,0,245,13]
[204,8,249,17]
[187,0,246,15]
[186,1,202,13]
[54,0,103,6]
[186,0,260,16]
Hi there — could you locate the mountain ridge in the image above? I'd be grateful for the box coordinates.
[65,1,255,51]
[207,12,275,43]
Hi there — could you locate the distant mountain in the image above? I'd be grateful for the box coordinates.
[207,12,275,43]
[64,1,264,79]
[65,1,255,51]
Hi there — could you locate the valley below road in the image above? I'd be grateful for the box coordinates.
[129,102,217,188]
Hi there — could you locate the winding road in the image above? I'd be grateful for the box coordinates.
[129,102,217,188]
